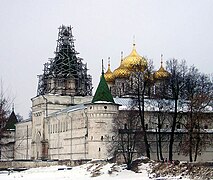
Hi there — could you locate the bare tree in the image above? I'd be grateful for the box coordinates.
[154,99,172,161]
[0,80,14,158]
[109,109,142,170]
[180,68,213,161]
[129,60,154,159]
[0,84,10,129]
[28,110,32,119]
[152,73,173,161]
[166,59,187,162]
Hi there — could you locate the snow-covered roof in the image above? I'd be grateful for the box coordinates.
[114,97,213,113]
[47,104,86,118]
[17,118,32,123]
[147,128,213,134]
[114,97,134,110]
[92,101,116,104]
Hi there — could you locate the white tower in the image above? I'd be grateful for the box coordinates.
[87,65,119,159]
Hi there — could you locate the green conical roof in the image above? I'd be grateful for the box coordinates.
[5,111,18,130]
[92,72,115,103]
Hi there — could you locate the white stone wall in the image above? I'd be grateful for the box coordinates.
[0,130,16,160]
[15,120,32,160]
[149,141,213,162]
[31,94,74,159]
[45,108,88,160]
[17,94,120,161]
[13,94,213,162]
[32,94,92,111]
[86,103,119,159]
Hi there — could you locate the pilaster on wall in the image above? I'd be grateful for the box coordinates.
[31,95,73,160]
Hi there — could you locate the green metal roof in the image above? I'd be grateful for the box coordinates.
[5,111,18,130]
[92,72,115,103]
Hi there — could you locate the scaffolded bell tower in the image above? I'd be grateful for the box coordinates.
[37,25,92,96]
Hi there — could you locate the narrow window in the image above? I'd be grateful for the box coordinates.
[101,136,104,141]
[48,125,50,134]
[145,124,148,130]
[122,83,125,92]
[66,121,68,131]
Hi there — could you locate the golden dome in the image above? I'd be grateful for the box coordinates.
[154,55,170,80]
[113,59,131,79]
[122,44,148,71]
[104,60,115,83]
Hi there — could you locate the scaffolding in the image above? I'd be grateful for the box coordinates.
[37,25,92,96]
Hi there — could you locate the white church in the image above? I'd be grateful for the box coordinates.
[10,25,213,162]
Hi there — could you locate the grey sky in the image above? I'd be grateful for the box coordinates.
[0,0,213,118]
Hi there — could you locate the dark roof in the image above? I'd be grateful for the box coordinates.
[5,111,18,130]
[92,73,115,103]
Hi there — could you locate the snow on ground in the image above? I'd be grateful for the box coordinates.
[0,161,191,180]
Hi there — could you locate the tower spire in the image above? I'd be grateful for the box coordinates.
[160,54,163,66]
[121,51,124,62]
[133,35,136,46]
[102,59,104,75]
[108,57,110,68]
[92,60,115,103]
[12,103,14,112]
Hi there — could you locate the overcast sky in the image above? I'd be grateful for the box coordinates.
[0,0,213,118]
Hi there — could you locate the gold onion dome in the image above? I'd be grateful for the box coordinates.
[154,55,170,80]
[104,58,115,83]
[122,44,148,71]
[113,55,131,79]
